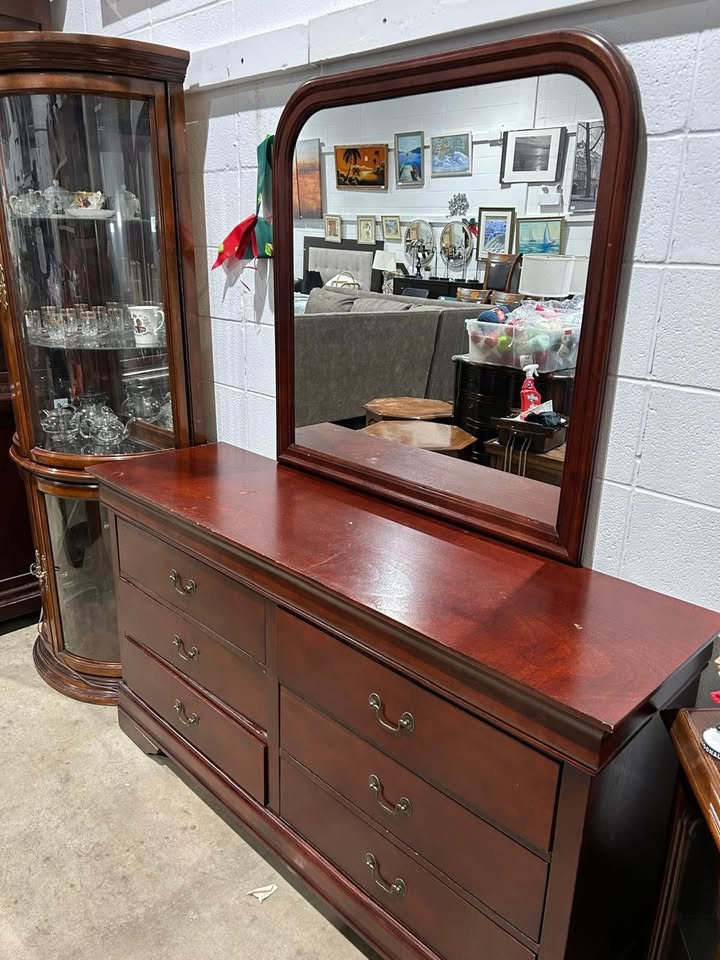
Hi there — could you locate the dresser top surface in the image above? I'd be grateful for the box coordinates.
[93,443,718,734]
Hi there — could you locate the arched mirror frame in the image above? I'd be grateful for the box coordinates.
[273,30,641,564]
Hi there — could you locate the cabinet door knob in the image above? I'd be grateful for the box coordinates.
[368,693,415,734]
[364,854,406,897]
[171,634,199,662]
[173,699,198,727]
[170,569,196,596]
[368,774,412,817]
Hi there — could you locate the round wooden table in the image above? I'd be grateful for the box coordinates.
[363,396,454,424]
[361,420,475,456]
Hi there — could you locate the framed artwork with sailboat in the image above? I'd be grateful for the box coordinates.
[515,216,565,255]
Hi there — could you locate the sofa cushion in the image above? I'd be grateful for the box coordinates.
[305,287,357,314]
[350,296,415,313]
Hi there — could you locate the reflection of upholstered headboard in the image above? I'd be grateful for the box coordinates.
[304,236,384,292]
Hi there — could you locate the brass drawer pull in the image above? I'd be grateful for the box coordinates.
[172,634,199,662]
[368,774,412,817]
[364,853,406,897]
[173,699,198,727]
[368,692,415,734]
[170,569,196,597]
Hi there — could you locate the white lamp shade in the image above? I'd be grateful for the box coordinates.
[372,250,397,272]
[519,254,575,298]
[569,256,589,295]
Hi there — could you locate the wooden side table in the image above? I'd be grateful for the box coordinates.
[648,709,720,960]
[360,420,475,456]
[483,439,566,486]
[363,396,453,424]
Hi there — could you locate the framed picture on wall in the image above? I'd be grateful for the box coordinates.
[476,207,516,257]
[334,144,388,189]
[430,132,473,177]
[292,138,323,220]
[394,131,424,186]
[571,119,605,212]
[500,127,568,184]
[357,215,377,244]
[515,216,565,255]
[324,214,342,243]
[381,216,402,241]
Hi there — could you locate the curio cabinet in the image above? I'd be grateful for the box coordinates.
[0,33,206,702]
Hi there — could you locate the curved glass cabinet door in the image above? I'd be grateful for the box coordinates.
[0,91,175,457]
[43,491,118,665]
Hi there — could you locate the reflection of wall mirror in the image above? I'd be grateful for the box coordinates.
[275,31,641,564]
[403,219,435,275]
[440,221,474,269]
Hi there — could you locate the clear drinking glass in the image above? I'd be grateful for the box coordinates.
[42,306,63,344]
[24,308,42,342]
[93,305,111,346]
[61,307,81,347]
[78,309,97,348]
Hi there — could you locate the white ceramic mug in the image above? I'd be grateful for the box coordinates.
[129,305,165,347]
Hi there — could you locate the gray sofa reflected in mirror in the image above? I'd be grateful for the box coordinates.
[294,286,490,428]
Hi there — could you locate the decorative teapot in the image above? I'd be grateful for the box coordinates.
[121,381,159,423]
[76,392,130,446]
[156,392,174,430]
[113,184,141,219]
[39,406,80,443]
[9,190,49,218]
[78,407,133,447]
[43,180,71,215]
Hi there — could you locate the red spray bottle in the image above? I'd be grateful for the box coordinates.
[520,363,541,414]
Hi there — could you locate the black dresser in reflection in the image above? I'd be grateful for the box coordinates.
[452,356,575,465]
[392,277,488,300]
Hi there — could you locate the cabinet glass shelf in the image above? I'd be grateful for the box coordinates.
[11,214,149,223]
[27,337,167,352]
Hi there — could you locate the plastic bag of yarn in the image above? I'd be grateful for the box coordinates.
[477,305,511,324]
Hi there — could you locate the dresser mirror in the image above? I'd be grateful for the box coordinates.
[405,219,435,272]
[274,32,640,563]
[440,221,474,269]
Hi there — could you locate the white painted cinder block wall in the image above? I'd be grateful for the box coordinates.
[53,0,720,616]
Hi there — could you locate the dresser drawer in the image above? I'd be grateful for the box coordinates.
[118,580,268,729]
[456,389,509,426]
[281,689,546,940]
[117,519,265,663]
[121,635,266,804]
[277,611,559,852]
[281,756,534,960]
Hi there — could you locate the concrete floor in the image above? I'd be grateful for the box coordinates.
[0,616,372,960]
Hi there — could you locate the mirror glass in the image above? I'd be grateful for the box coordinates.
[291,74,603,528]
[440,221,474,269]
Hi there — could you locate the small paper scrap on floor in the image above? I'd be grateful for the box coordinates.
[247,883,278,903]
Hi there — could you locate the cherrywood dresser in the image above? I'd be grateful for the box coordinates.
[93,443,720,960]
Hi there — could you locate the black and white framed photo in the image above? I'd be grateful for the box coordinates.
[500,126,568,184]
[571,119,605,212]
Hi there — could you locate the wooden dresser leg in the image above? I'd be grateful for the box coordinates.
[119,707,163,756]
